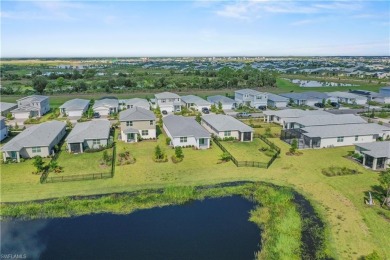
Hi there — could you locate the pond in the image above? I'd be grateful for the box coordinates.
[1,196,260,260]
[288,79,358,87]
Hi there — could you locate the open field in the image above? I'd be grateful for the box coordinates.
[1,125,390,258]
[221,138,275,162]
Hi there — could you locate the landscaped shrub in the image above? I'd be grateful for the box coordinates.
[350,152,363,162]
[166,137,171,146]
[171,147,184,163]
[116,150,136,165]
[153,145,168,162]
[220,152,232,162]
[100,151,112,166]
[321,166,362,177]
[221,136,236,141]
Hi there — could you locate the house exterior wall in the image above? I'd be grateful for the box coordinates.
[319,135,377,148]
[120,120,156,142]
[67,110,84,117]
[85,139,108,149]
[156,98,181,112]
[19,146,51,158]
[94,107,110,116]
[0,126,8,141]
[201,120,252,141]
[235,92,267,108]
[267,100,288,108]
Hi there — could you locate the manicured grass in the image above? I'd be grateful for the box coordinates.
[1,132,390,258]
[221,139,275,162]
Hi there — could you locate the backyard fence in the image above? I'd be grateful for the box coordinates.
[213,135,280,169]
[41,142,117,184]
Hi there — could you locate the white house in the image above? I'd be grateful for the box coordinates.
[0,102,17,116]
[207,95,236,110]
[0,116,8,141]
[355,141,390,170]
[154,92,181,113]
[327,91,367,105]
[201,114,254,142]
[119,107,156,143]
[120,98,150,110]
[283,114,367,129]
[234,89,268,109]
[163,115,210,149]
[279,92,335,106]
[93,98,119,116]
[266,93,289,108]
[66,120,111,153]
[263,109,331,126]
[1,121,66,162]
[59,99,90,117]
[11,95,50,119]
[181,95,211,111]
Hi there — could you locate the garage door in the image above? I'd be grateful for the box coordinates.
[68,110,82,117]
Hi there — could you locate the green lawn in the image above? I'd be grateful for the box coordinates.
[221,138,275,162]
[1,131,390,258]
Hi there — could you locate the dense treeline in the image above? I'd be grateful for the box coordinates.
[0,65,278,95]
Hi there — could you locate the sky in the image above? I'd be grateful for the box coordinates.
[1,0,389,57]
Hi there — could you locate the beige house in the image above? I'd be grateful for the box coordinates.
[1,121,66,162]
[119,107,156,142]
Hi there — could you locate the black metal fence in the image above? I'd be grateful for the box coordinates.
[213,135,280,169]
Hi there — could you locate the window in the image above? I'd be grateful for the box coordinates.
[180,137,187,143]
[93,139,101,145]
[126,121,133,126]
[224,131,231,137]
[150,120,154,125]
[32,147,41,153]
[161,99,166,103]
[142,130,149,136]
[337,137,344,142]
[355,136,359,141]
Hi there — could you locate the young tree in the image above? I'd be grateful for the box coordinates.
[289,139,298,154]
[33,156,45,173]
[379,170,390,207]
[154,145,164,159]
[195,113,201,123]
[175,146,184,160]
[218,101,223,111]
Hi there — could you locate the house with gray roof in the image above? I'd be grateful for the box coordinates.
[0,116,8,141]
[207,95,236,110]
[154,92,181,113]
[120,98,150,111]
[379,86,390,97]
[263,109,331,125]
[283,114,366,129]
[349,90,390,104]
[266,93,289,108]
[66,120,111,153]
[281,123,390,149]
[59,99,90,117]
[234,88,268,109]
[279,92,336,107]
[11,95,50,119]
[119,107,156,143]
[327,91,367,105]
[201,114,254,142]
[0,102,17,116]
[1,121,66,162]
[93,98,119,116]
[181,95,211,111]
[355,141,390,170]
[163,115,210,149]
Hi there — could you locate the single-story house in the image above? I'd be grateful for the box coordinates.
[326,91,367,105]
[281,123,390,149]
[0,102,17,116]
[119,107,156,143]
[279,92,336,106]
[283,114,367,129]
[59,99,90,117]
[234,89,268,109]
[66,120,111,153]
[201,114,254,142]
[207,95,237,110]
[11,95,50,119]
[120,98,150,110]
[355,141,390,170]
[263,109,331,126]
[266,93,289,108]
[0,116,8,141]
[93,98,119,116]
[1,121,66,162]
[163,115,210,149]
[154,92,181,113]
[181,95,211,111]
[349,90,390,104]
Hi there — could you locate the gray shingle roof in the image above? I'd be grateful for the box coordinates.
[1,121,66,152]
[284,114,366,127]
[119,107,156,121]
[155,92,180,99]
[302,123,390,138]
[356,141,390,158]
[181,95,211,106]
[263,109,330,118]
[93,98,119,109]
[327,91,367,100]
[123,98,149,108]
[11,106,40,113]
[0,102,17,113]
[279,92,330,101]
[66,120,110,143]
[266,93,289,102]
[59,99,90,111]
[235,89,264,96]
[202,114,253,132]
[17,95,48,103]
[163,115,210,138]
[207,95,236,105]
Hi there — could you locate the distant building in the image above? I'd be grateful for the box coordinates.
[11,95,50,119]
[234,89,268,109]
[327,91,367,105]
[119,107,156,143]
[59,99,90,117]
[181,95,211,111]
[266,93,289,108]
[93,98,119,116]
[120,98,150,111]
[279,92,335,106]
[207,95,236,110]
[154,92,181,113]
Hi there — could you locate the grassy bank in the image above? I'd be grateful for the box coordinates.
[0,182,328,260]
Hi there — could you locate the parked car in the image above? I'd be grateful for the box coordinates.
[236,112,252,118]
[202,107,210,114]
[314,103,324,108]
[330,102,340,108]
[93,112,100,118]
[161,110,168,115]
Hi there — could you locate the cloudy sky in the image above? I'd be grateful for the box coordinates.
[1,0,389,57]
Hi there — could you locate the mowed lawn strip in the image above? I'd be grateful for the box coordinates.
[221,138,274,162]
